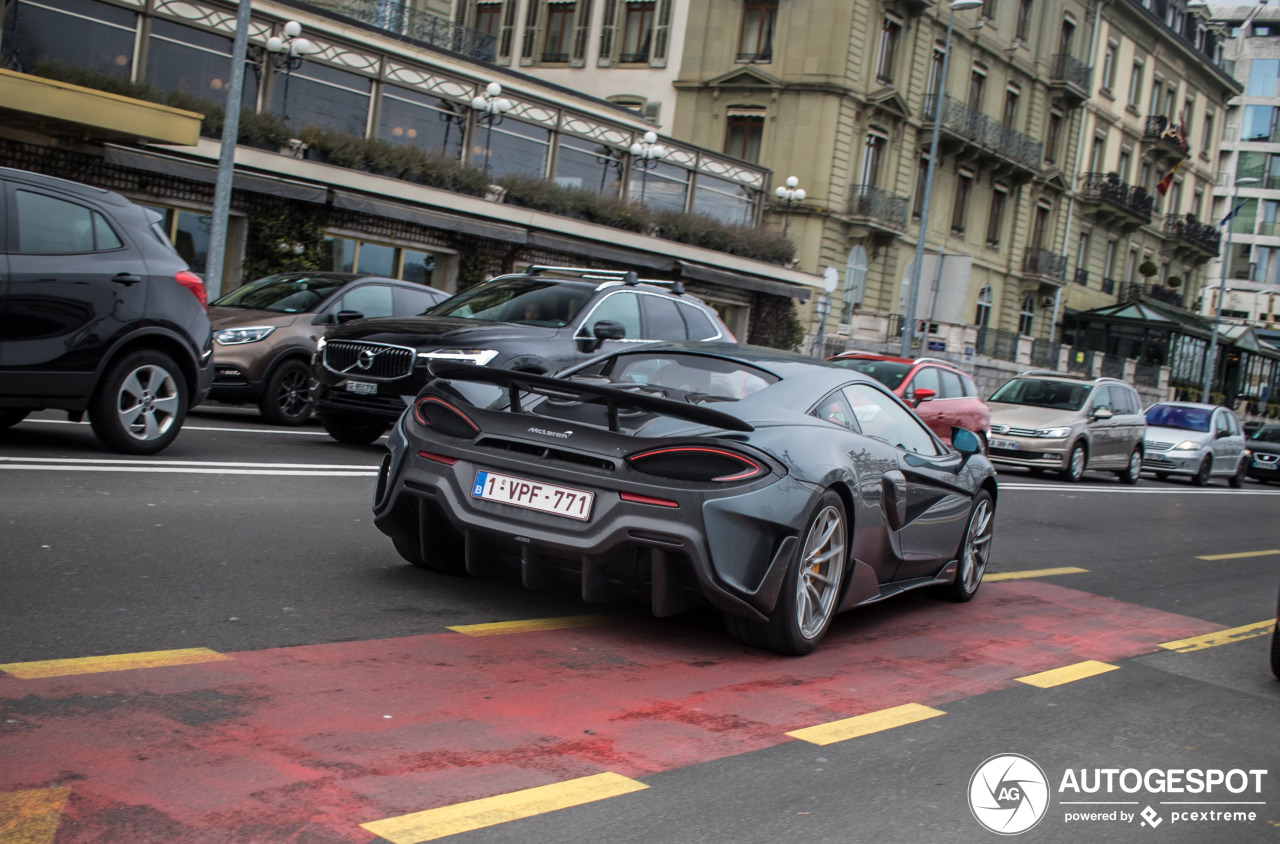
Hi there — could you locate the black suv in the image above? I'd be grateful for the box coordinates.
[0,168,213,453]
[313,266,734,443]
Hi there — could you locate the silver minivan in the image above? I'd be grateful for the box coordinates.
[1142,402,1248,486]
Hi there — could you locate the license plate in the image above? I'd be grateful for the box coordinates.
[990,438,1019,450]
[1252,459,1276,470]
[472,470,594,521]
[345,380,378,395]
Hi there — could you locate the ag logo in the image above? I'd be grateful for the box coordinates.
[969,753,1050,835]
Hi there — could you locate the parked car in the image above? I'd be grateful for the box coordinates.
[0,167,212,454]
[313,266,734,444]
[1142,402,1248,486]
[372,341,997,655]
[986,372,1147,483]
[209,272,448,425]
[1245,424,1280,484]
[826,352,990,447]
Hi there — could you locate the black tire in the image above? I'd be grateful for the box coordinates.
[1117,448,1142,485]
[258,359,316,426]
[942,491,994,602]
[1271,625,1280,681]
[1060,442,1087,482]
[0,410,30,430]
[320,414,390,445]
[724,490,847,655]
[1229,459,1247,488]
[1192,458,1212,487]
[392,532,466,575]
[89,350,188,455]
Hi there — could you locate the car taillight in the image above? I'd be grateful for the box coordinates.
[627,446,764,482]
[175,271,207,310]
[413,396,479,438]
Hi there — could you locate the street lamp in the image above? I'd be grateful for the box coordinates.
[901,0,983,357]
[775,176,806,236]
[1202,175,1260,402]
[629,130,668,204]
[470,81,513,175]
[265,20,316,122]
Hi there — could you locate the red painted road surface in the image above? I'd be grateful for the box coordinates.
[0,582,1220,843]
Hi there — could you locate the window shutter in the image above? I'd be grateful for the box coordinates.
[650,0,672,67]
[571,0,593,66]
[498,1,518,63]
[520,1,542,66]
[597,0,618,67]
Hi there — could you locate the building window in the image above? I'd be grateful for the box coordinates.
[268,61,372,137]
[475,1,503,37]
[1045,110,1063,165]
[986,188,1007,247]
[1016,0,1032,41]
[542,2,575,62]
[1128,61,1144,109]
[1241,105,1277,142]
[1139,161,1152,192]
[1149,80,1163,116]
[1076,232,1090,285]
[737,0,777,62]
[2,0,136,78]
[1031,204,1050,248]
[876,16,903,85]
[146,19,258,109]
[1102,41,1117,92]
[1103,239,1117,286]
[982,0,997,21]
[1003,85,1020,127]
[952,171,973,234]
[968,65,987,112]
[1117,150,1131,182]
[1089,136,1105,173]
[912,156,929,218]
[554,135,624,195]
[321,235,439,286]
[620,1,655,62]
[1246,58,1280,97]
[975,284,992,327]
[927,43,945,99]
[470,117,551,179]
[842,245,868,321]
[725,109,765,162]
[692,173,756,226]
[861,132,888,187]
[1019,294,1035,335]
[378,85,466,160]
[1059,18,1075,55]
[1201,112,1214,152]
[627,159,689,212]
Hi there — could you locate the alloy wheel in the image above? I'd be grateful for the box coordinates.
[794,504,846,640]
[116,364,180,442]
[959,498,993,593]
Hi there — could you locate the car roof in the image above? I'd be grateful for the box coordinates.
[0,166,131,207]
[1148,401,1228,412]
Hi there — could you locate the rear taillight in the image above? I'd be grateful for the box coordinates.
[627,446,764,483]
[413,396,479,438]
[175,271,207,310]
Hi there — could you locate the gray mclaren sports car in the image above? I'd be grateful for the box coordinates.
[372,343,998,654]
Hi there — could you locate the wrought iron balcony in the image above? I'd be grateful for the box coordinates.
[1101,277,1116,294]
[303,0,496,61]
[735,50,773,63]
[1074,267,1089,286]
[1164,213,1220,257]
[1080,173,1153,225]
[1120,281,1184,307]
[1022,247,1069,282]
[848,185,908,232]
[922,95,1043,176]
[1143,115,1190,158]
[1047,54,1091,106]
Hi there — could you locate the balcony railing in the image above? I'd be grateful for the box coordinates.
[1120,281,1184,307]
[305,0,497,61]
[1074,267,1089,286]
[735,50,773,62]
[923,95,1043,172]
[540,52,569,63]
[848,185,908,231]
[619,52,650,63]
[1047,54,1091,96]
[1101,277,1116,294]
[1080,173,1154,224]
[1143,115,1190,156]
[1164,213,1221,255]
[1023,247,1068,281]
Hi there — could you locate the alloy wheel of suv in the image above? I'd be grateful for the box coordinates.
[1118,448,1142,485]
[259,359,316,426]
[89,351,189,455]
[1061,442,1087,482]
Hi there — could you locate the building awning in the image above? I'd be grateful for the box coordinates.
[103,145,329,203]
[677,260,811,302]
[0,69,201,146]
[332,192,527,243]
[528,231,672,270]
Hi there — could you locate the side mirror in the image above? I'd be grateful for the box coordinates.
[951,427,983,458]
[911,387,937,407]
[1090,407,1114,420]
[582,319,626,352]
[335,310,364,324]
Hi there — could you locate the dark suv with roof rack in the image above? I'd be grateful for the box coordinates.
[311,266,734,443]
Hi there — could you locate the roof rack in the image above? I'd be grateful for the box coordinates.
[524,265,684,295]
[1019,369,1089,379]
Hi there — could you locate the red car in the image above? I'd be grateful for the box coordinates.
[826,352,990,448]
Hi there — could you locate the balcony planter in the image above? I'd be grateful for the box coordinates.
[1167,276,1182,289]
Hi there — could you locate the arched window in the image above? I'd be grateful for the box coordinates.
[842,245,868,322]
[1019,294,1035,335]
[975,284,992,327]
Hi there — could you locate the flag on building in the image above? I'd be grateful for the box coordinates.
[1221,200,1248,227]
[1155,160,1182,196]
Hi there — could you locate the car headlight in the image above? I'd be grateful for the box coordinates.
[316,335,327,353]
[417,349,500,366]
[1033,427,1071,438]
[215,326,276,345]
[1171,440,1202,451]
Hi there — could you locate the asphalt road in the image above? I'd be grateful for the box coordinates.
[1,406,1277,844]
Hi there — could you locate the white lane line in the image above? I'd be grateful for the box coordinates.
[0,457,379,470]
[0,465,376,476]
[19,418,342,437]
[1000,483,1280,495]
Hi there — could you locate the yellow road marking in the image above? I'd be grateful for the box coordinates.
[360,773,647,843]
[1017,660,1119,688]
[447,615,616,636]
[786,703,945,746]
[1157,620,1276,653]
[0,648,232,679]
[1195,549,1280,561]
[985,566,1088,582]
[0,786,71,844]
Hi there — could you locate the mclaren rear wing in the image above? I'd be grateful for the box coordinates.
[427,362,754,433]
